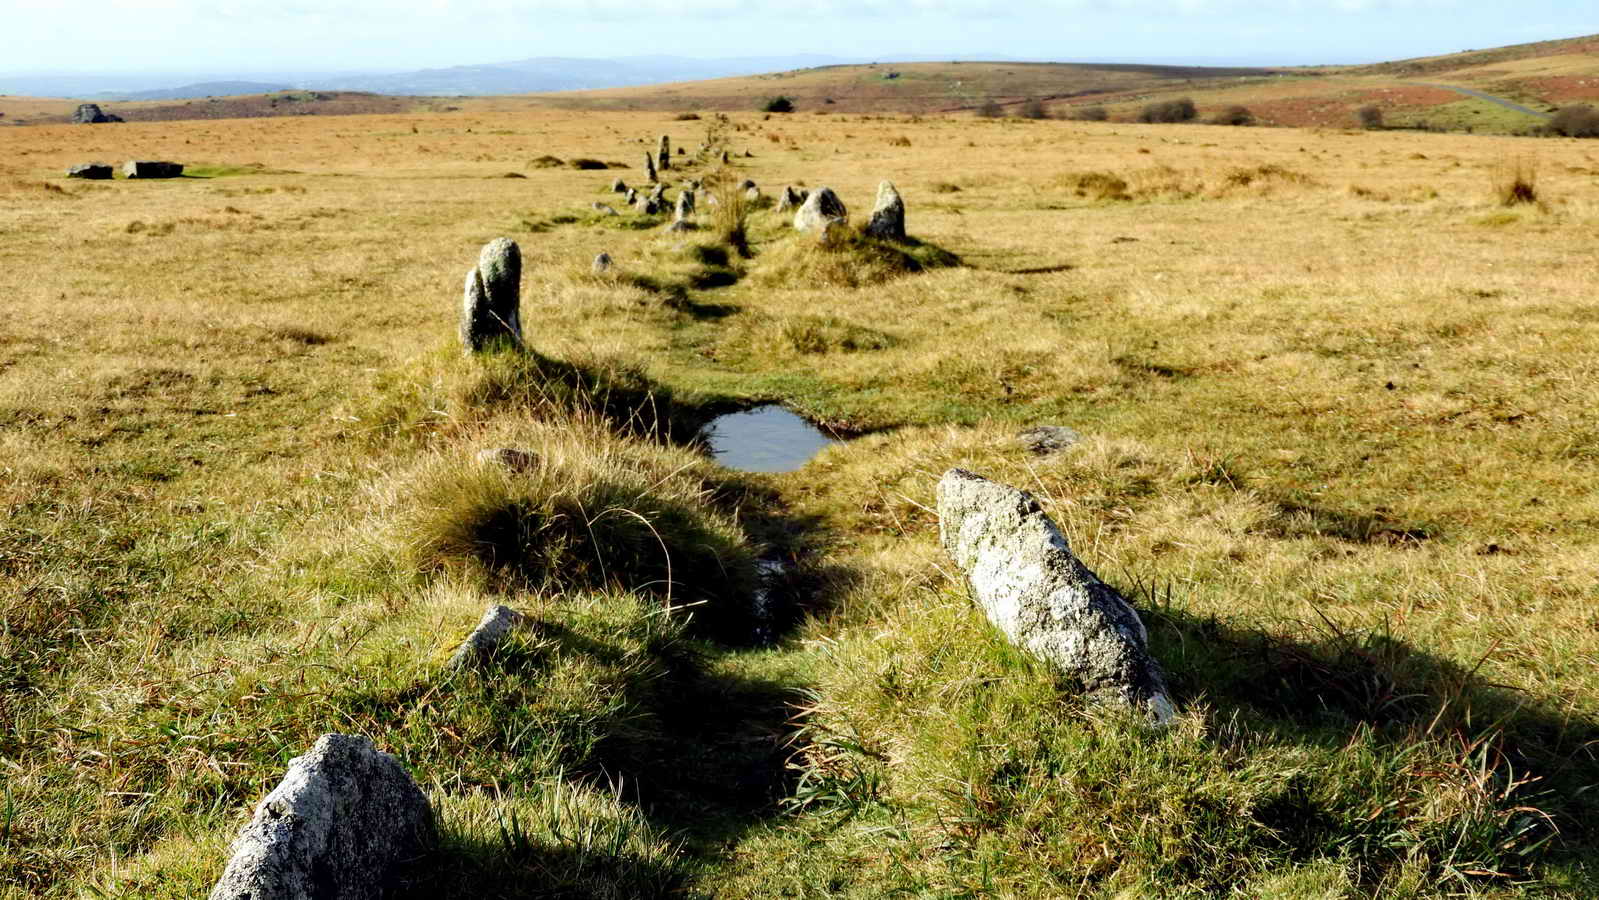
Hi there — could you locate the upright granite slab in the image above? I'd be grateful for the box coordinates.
[459,238,522,352]
[209,734,433,900]
[936,469,1174,724]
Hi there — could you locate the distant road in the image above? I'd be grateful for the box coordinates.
[1409,82,1551,119]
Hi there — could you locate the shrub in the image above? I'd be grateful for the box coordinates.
[975,100,1004,118]
[761,96,794,113]
[1019,98,1050,120]
[673,112,701,121]
[1357,105,1384,129]
[1549,104,1599,137]
[1070,105,1109,122]
[1138,97,1197,124]
[1492,158,1539,207]
[1210,105,1255,126]
[705,166,750,258]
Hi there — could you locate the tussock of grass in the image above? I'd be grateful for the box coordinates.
[751,230,959,289]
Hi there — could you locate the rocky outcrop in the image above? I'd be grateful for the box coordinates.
[936,469,1174,724]
[66,163,114,179]
[122,160,183,179]
[448,604,527,670]
[792,187,847,233]
[72,103,122,124]
[459,238,522,353]
[208,734,433,900]
[863,180,906,241]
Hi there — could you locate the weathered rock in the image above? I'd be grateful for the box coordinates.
[592,252,613,274]
[459,238,522,353]
[936,469,1175,724]
[610,177,627,193]
[657,134,671,171]
[720,150,730,164]
[1017,425,1081,456]
[775,185,806,212]
[208,734,433,900]
[475,447,539,472]
[738,179,756,192]
[648,183,667,203]
[793,186,847,233]
[637,197,660,215]
[745,186,762,202]
[72,103,122,124]
[675,189,695,220]
[590,202,618,216]
[67,163,114,180]
[121,160,183,179]
[625,187,638,205]
[644,152,657,183]
[863,180,906,241]
[448,604,527,670]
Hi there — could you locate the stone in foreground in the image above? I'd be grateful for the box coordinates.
[67,163,114,179]
[792,186,847,233]
[208,733,433,900]
[863,180,906,241]
[459,238,522,353]
[936,468,1174,724]
[448,603,527,670]
[122,160,184,179]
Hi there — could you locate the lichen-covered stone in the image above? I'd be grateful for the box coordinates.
[448,604,527,670]
[863,180,906,241]
[792,186,847,233]
[936,469,1174,724]
[208,734,433,900]
[459,238,522,352]
[72,103,122,124]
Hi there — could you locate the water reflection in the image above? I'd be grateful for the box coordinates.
[703,405,838,473]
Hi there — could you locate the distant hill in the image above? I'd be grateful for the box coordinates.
[312,55,865,96]
[100,81,290,101]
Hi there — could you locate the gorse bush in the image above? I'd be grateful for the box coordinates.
[1019,98,1050,120]
[1549,104,1599,137]
[760,95,794,113]
[1492,157,1540,207]
[975,99,1004,118]
[1210,105,1255,126]
[1139,97,1197,123]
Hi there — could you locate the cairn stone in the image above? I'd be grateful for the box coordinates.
[792,186,847,233]
[122,160,183,179]
[67,163,114,180]
[208,734,433,900]
[72,103,122,124]
[936,469,1175,724]
[592,252,613,274]
[610,177,627,193]
[657,134,671,171]
[1017,425,1081,456]
[475,447,539,472]
[448,604,527,670]
[863,180,906,241]
[775,185,806,213]
[644,152,657,183]
[459,238,522,353]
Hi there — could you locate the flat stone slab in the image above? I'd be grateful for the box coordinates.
[209,733,433,900]
[937,468,1174,723]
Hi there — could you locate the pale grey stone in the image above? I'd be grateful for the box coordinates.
[67,163,113,179]
[459,238,522,353]
[738,179,756,192]
[936,469,1174,724]
[590,202,618,216]
[1017,426,1081,456]
[625,187,638,205]
[666,219,697,232]
[610,177,627,193]
[122,160,183,178]
[208,734,433,900]
[792,186,847,232]
[675,190,695,220]
[448,604,527,670]
[592,252,613,274]
[863,180,906,241]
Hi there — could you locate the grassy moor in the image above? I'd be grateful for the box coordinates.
[2,46,1599,898]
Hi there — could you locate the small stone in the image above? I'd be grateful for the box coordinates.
[476,447,539,472]
[793,186,847,233]
[738,179,756,192]
[121,160,183,179]
[208,734,433,900]
[447,604,527,670]
[67,163,113,179]
[1017,425,1081,456]
[666,219,697,232]
[592,252,613,274]
[610,177,627,193]
[591,202,618,215]
[459,238,522,353]
[863,180,906,241]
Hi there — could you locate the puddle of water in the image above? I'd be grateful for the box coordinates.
[703,405,838,473]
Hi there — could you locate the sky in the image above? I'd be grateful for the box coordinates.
[2,0,1593,75]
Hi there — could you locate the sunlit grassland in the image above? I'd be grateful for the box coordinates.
[1,106,1597,897]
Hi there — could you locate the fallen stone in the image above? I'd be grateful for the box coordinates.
[72,103,122,124]
[208,733,433,900]
[67,163,114,180]
[592,252,613,274]
[793,186,847,233]
[475,447,539,472]
[936,469,1174,724]
[122,160,183,179]
[657,134,671,171]
[448,604,527,670]
[459,238,522,353]
[863,180,906,241]
[1017,425,1081,456]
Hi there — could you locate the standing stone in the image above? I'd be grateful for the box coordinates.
[67,163,114,179]
[863,180,907,241]
[657,134,671,171]
[610,177,627,193]
[644,152,657,184]
[775,185,806,213]
[792,186,848,233]
[72,103,122,124]
[738,179,757,192]
[648,183,667,204]
[675,190,695,219]
[625,187,638,205]
[448,604,527,670]
[459,238,522,353]
[936,469,1175,724]
[208,734,433,900]
[592,252,613,274]
[720,150,730,164]
[122,160,184,179]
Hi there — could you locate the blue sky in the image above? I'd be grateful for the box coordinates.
[3,0,1593,74]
